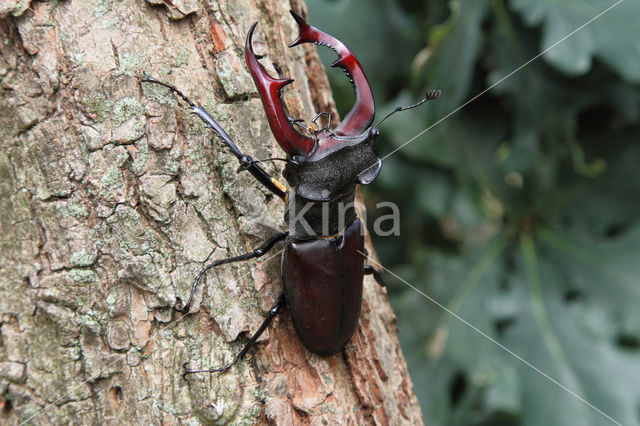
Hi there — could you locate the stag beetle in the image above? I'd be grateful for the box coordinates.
[142,10,439,376]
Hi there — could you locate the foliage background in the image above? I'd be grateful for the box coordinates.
[307,0,640,425]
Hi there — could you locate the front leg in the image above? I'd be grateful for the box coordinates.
[141,75,288,200]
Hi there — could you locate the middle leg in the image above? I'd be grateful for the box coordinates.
[179,231,289,313]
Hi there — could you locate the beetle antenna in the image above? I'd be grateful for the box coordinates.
[374,90,441,127]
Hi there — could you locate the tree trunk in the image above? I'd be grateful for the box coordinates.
[0,0,423,423]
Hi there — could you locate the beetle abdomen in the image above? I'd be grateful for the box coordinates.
[282,218,364,356]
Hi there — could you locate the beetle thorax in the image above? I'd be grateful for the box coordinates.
[282,127,381,240]
[283,127,381,201]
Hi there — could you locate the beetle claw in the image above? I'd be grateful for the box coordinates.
[182,362,191,380]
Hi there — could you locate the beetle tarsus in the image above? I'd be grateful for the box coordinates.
[182,361,234,378]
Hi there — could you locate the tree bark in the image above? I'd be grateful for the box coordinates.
[0,0,423,424]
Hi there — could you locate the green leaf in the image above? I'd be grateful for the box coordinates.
[391,225,640,425]
[510,0,640,82]
[308,1,640,424]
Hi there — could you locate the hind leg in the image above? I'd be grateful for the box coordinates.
[183,292,285,377]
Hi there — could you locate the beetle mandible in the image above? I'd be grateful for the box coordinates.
[142,10,439,376]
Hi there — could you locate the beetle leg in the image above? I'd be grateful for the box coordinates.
[178,232,289,314]
[364,265,385,287]
[183,293,285,378]
[141,75,287,200]
[289,10,375,137]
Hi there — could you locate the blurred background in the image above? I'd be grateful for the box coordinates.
[307,0,640,425]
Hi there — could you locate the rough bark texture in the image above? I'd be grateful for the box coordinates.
[0,0,423,424]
